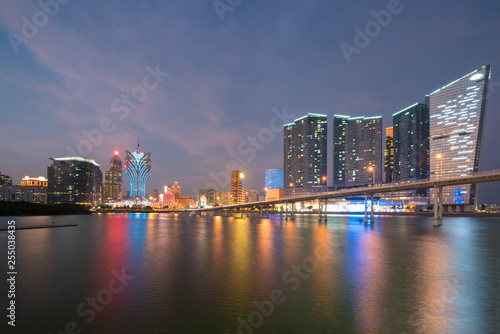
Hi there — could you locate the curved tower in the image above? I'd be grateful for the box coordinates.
[125,140,151,198]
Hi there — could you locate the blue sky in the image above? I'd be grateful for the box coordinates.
[0,0,499,202]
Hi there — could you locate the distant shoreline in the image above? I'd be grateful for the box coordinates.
[93,210,500,218]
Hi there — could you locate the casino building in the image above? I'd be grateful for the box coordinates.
[124,140,151,199]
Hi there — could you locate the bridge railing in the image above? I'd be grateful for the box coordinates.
[283,168,500,199]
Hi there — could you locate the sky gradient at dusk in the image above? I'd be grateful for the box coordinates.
[0,0,499,202]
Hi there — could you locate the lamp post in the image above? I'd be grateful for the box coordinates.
[368,166,375,187]
[322,176,327,191]
[436,154,443,179]
[289,182,295,198]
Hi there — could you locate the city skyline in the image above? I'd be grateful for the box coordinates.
[1,1,500,202]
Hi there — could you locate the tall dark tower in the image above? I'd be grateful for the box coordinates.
[104,151,123,203]
[284,113,328,195]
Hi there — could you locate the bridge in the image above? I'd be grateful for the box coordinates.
[178,169,500,226]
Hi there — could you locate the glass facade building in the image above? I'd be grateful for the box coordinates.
[284,113,327,195]
[47,157,102,205]
[427,65,491,205]
[265,168,284,190]
[392,103,429,182]
[125,141,151,198]
[333,115,382,188]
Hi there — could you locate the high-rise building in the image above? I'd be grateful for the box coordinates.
[0,171,12,186]
[427,65,491,205]
[384,127,394,183]
[103,151,123,203]
[125,140,151,198]
[47,157,102,205]
[265,168,284,190]
[230,170,244,204]
[392,103,429,182]
[333,115,382,187]
[284,113,327,195]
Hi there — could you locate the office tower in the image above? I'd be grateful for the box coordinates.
[392,103,429,182]
[103,151,123,203]
[333,115,382,187]
[0,176,48,203]
[125,140,151,198]
[284,113,327,195]
[265,168,284,189]
[384,127,394,183]
[230,170,244,204]
[427,65,491,205]
[47,157,102,205]
[0,171,13,186]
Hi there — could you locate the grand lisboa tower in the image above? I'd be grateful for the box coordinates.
[125,140,151,198]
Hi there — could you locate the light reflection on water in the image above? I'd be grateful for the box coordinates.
[0,213,498,333]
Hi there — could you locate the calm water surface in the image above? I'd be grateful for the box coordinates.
[0,213,499,333]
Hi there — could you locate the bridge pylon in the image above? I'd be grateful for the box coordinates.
[434,186,443,226]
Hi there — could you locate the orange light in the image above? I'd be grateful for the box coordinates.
[437,154,442,159]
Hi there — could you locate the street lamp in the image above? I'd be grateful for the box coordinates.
[289,182,295,197]
[368,166,375,186]
[322,176,327,191]
[436,154,443,179]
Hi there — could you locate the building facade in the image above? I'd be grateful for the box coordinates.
[47,157,102,205]
[284,113,327,195]
[0,176,48,204]
[265,168,284,189]
[384,127,394,183]
[103,151,123,203]
[125,141,151,198]
[427,65,491,205]
[392,103,429,182]
[230,170,244,204]
[333,115,382,188]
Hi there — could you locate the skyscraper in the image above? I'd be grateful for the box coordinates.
[104,151,123,203]
[230,170,244,204]
[47,157,102,205]
[392,103,429,182]
[384,127,394,183]
[265,168,284,189]
[284,113,327,195]
[333,115,382,187]
[427,65,491,205]
[125,141,151,198]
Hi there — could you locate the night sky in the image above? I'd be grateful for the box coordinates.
[0,0,499,203]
